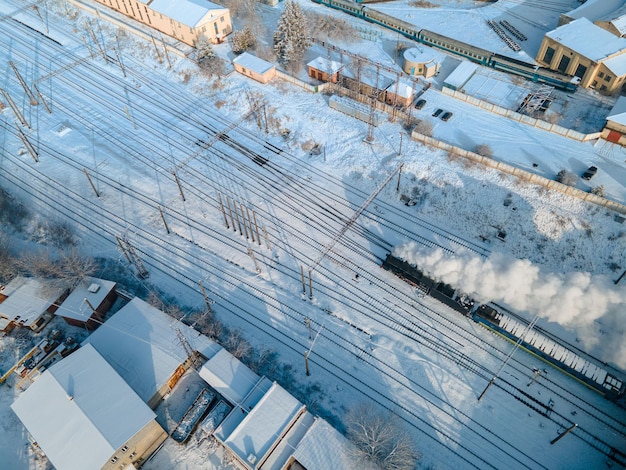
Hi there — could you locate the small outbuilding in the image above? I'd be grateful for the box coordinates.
[307,56,344,83]
[602,95,626,145]
[384,78,416,107]
[56,277,117,330]
[0,277,69,332]
[11,344,167,470]
[443,61,479,91]
[403,47,441,78]
[233,53,276,84]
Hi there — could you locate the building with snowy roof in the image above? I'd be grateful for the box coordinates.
[443,61,478,91]
[383,77,417,107]
[233,53,276,84]
[339,66,396,99]
[91,0,232,46]
[11,344,167,470]
[602,96,626,146]
[403,46,441,78]
[82,297,221,408]
[56,277,117,330]
[560,0,626,38]
[536,17,626,94]
[0,277,68,332]
[198,347,372,470]
[307,56,344,83]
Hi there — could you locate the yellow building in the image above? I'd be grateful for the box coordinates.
[536,18,626,94]
[93,0,232,46]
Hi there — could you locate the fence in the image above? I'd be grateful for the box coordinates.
[441,87,597,142]
[410,130,626,215]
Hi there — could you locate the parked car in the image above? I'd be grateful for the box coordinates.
[582,166,597,180]
[432,108,443,117]
[414,99,427,110]
[441,111,453,121]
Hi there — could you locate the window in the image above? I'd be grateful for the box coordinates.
[600,85,607,91]
[592,80,598,87]
[574,64,587,79]
[542,46,555,65]
[111,457,118,464]
[214,22,218,34]
[202,26,206,32]
[220,16,224,22]
[557,55,570,73]
[599,71,605,78]
[121,446,128,453]
[605,75,612,82]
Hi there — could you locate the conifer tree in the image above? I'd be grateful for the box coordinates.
[273,0,310,69]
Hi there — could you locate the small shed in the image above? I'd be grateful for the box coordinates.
[384,78,415,107]
[403,47,441,78]
[0,277,69,332]
[57,277,117,330]
[233,53,276,84]
[443,61,479,91]
[307,56,343,83]
[602,95,626,145]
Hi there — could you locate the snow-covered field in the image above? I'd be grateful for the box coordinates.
[1,0,626,469]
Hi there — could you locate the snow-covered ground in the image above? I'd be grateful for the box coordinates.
[1,0,626,469]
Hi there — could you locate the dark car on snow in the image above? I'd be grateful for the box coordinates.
[432,108,443,117]
[441,111,453,122]
[582,166,597,180]
[415,99,427,110]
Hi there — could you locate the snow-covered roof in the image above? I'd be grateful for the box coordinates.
[56,277,116,322]
[199,347,260,405]
[219,382,305,469]
[387,77,415,99]
[547,18,626,62]
[11,344,156,470]
[341,66,395,90]
[148,0,227,29]
[403,46,439,65]
[82,297,220,402]
[607,96,626,126]
[307,56,343,75]
[444,61,478,90]
[604,53,626,76]
[0,277,66,328]
[563,0,625,23]
[233,53,275,75]
[608,12,626,35]
[290,418,378,470]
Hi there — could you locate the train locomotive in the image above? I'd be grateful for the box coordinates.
[382,253,626,401]
[311,0,578,92]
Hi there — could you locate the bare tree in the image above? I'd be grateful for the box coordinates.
[413,119,433,136]
[232,26,256,54]
[475,144,493,157]
[345,403,420,470]
[555,169,577,187]
[223,328,252,359]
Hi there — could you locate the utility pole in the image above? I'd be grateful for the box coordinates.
[310,163,403,273]
[172,171,185,201]
[10,61,38,105]
[17,127,39,163]
[304,323,324,376]
[83,168,100,197]
[550,424,577,445]
[218,193,229,229]
[158,206,170,234]
[398,132,403,156]
[1,88,29,128]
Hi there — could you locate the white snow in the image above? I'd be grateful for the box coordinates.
[148,0,227,28]
[233,52,275,75]
[199,348,261,405]
[0,277,65,329]
[56,277,116,322]
[1,0,626,469]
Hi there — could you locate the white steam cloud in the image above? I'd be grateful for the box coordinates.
[393,242,626,370]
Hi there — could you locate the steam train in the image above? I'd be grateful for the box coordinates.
[382,253,626,401]
[311,0,578,92]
